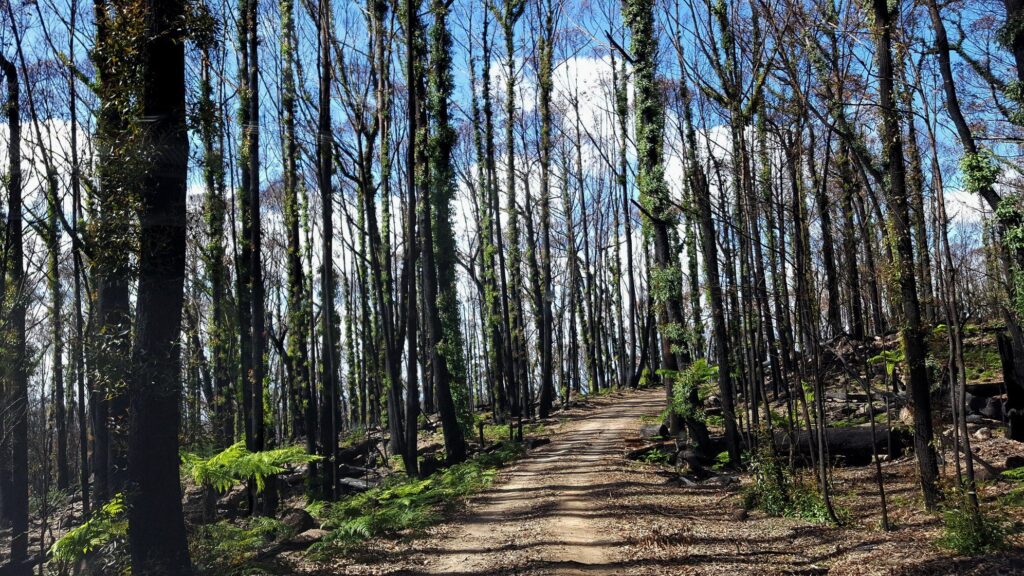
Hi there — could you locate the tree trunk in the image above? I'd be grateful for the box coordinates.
[126,0,193,568]
[0,52,30,576]
[871,0,940,510]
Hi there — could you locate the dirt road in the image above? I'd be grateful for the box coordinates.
[303,387,1024,576]
[391,388,663,576]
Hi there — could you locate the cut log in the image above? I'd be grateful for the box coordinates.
[965,382,1005,398]
[639,423,670,439]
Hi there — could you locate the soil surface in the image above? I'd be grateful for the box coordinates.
[296,387,1024,575]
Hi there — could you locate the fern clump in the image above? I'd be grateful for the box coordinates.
[190,516,287,575]
[181,441,320,494]
[313,442,523,552]
[49,494,129,572]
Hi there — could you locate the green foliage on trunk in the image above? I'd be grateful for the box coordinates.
[428,0,472,436]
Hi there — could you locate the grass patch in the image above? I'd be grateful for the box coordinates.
[832,411,888,429]
[962,346,1001,382]
[481,422,545,443]
[639,414,662,425]
[999,466,1024,508]
[311,442,525,553]
[936,494,1008,555]
[638,450,672,465]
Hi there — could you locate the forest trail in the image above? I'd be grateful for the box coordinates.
[404,388,664,575]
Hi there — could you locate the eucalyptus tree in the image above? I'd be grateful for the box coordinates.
[870,0,939,509]
[0,50,30,576]
[197,29,234,450]
[125,0,192,568]
[536,0,558,416]
[425,0,470,462]
[317,0,341,496]
[494,0,529,419]
[280,0,310,444]
[624,0,710,453]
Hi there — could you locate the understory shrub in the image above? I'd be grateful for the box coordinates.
[742,441,845,525]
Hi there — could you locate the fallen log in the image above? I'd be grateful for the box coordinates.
[337,464,374,478]
[337,438,376,466]
[337,477,376,494]
[965,382,1005,398]
[705,426,910,467]
[624,442,673,461]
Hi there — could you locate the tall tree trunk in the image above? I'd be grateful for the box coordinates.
[198,49,233,449]
[318,0,340,496]
[537,0,556,415]
[0,52,30,576]
[126,0,193,568]
[679,75,739,463]
[280,0,314,472]
[871,0,939,509]
[90,0,133,503]
[625,0,710,455]
[48,163,68,491]
[402,0,422,476]
[68,0,90,513]
[426,0,469,463]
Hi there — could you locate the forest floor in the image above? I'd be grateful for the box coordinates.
[293,386,1024,575]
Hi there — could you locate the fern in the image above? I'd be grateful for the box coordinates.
[661,359,718,422]
[50,494,128,564]
[181,441,320,494]
[1002,466,1024,481]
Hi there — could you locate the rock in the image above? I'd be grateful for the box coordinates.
[281,508,315,533]
[974,427,993,440]
[417,442,444,456]
[730,508,748,521]
[899,407,915,428]
[219,485,247,510]
[980,397,1005,420]
[967,414,985,424]
[289,528,329,547]
[1006,455,1024,469]
[705,475,739,487]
